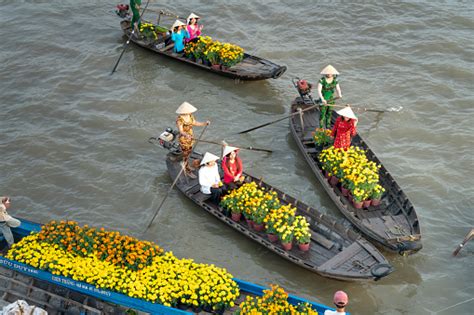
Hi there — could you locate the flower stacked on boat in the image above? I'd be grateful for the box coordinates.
[236,284,318,314]
[185,36,244,67]
[319,146,386,204]
[6,221,239,312]
[312,128,333,147]
[220,183,311,248]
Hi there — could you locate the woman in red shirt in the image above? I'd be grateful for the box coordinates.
[222,145,244,190]
[331,106,358,150]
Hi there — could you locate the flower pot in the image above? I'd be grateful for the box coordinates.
[298,243,310,252]
[231,212,242,222]
[211,64,221,70]
[348,193,353,202]
[371,198,381,207]
[245,218,254,229]
[341,186,349,197]
[281,241,293,251]
[267,233,279,243]
[363,200,372,208]
[253,223,265,232]
[353,200,363,209]
[329,176,339,187]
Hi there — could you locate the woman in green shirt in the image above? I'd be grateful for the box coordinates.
[130,0,142,33]
[317,65,342,129]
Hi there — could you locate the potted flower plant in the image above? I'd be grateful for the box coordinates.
[370,184,385,206]
[218,43,244,69]
[278,224,295,251]
[312,128,332,149]
[293,216,311,251]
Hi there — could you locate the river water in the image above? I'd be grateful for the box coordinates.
[1,1,473,314]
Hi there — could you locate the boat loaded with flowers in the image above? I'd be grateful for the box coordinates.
[117,17,287,80]
[0,219,337,314]
[289,96,422,255]
[162,146,393,281]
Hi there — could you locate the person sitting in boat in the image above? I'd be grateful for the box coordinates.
[317,65,342,129]
[331,106,357,150]
[198,152,224,202]
[176,102,210,178]
[0,196,21,254]
[185,13,203,43]
[324,290,349,315]
[222,145,244,190]
[129,0,142,34]
[170,20,189,53]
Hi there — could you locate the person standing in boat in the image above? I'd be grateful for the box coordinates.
[222,145,244,190]
[331,106,357,150]
[0,197,21,253]
[176,102,210,178]
[198,152,224,202]
[185,13,203,43]
[170,20,189,53]
[129,0,142,34]
[317,65,342,129]
[324,290,349,315]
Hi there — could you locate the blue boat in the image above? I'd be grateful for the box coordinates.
[0,219,339,314]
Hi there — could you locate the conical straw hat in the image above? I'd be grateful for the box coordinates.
[187,13,200,24]
[171,19,186,30]
[176,101,197,114]
[222,145,239,158]
[336,106,358,121]
[200,152,219,165]
[320,65,340,75]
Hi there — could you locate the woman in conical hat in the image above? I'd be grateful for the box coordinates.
[176,102,210,178]
[185,13,203,43]
[331,106,357,150]
[221,145,244,190]
[317,65,342,129]
[198,152,223,202]
[170,19,189,53]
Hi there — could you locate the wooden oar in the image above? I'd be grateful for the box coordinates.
[452,228,474,256]
[145,125,208,230]
[196,138,273,153]
[111,0,151,74]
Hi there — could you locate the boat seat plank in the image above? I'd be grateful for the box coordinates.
[318,243,361,271]
[193,191,211,203]
[311,233,335,250]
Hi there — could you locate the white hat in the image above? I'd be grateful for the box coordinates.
[187,13,200,24]
[320,65,340,75]
[171,19,186,30]
[176,101,197,114]
[200,152,219,165]
[222,145,239,158]
[336,106,358,121]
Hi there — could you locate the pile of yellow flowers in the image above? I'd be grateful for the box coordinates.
[6,221,239,312]
[139,22,159,41]
[319,146,385,202]
[236,284,318,315]
[312,128,333,147]
[185,36,244,67]
[221,183,311,244]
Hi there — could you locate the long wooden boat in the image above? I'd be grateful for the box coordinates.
[289,96,422,255]
[119,20,287,80]
[165,152,393,281]
[0,220,336,315]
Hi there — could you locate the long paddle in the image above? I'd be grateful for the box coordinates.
[195,139,273,153]
[145,125,208,230]
[452,228,474,256]
[111,0,151,74]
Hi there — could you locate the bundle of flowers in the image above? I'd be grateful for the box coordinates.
[218,43,244,68]
[139,22,160,41]
[185,36,245,67]
[236,284,318,315]
[319,146,384,203]
[312,128,332,147]
[7,221,239,312]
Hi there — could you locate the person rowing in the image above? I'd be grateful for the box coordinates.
[129,0,142,34]
[175,102,210,178]
[317,65,342,129]
[331,106,357,150]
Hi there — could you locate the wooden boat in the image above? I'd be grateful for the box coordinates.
[165,151,393,281]
[0,220,336,315]
[289,96,422,255]
[119,20,287,80]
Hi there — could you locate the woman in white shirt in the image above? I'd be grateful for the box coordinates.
[198,152,223,202]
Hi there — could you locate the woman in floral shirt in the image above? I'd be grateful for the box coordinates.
[331,106,357,150]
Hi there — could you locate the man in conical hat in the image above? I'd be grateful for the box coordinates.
[170,20,189,53]
[317,65,342,129]
[198,152,223,202]
[176,102,210,178]
[331,106,357,150]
